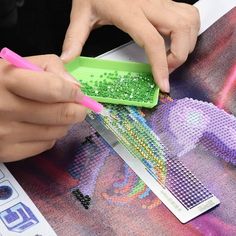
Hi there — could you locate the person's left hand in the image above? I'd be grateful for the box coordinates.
[61,0,200,92]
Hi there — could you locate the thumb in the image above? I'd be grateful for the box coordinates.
[61,11,92,62]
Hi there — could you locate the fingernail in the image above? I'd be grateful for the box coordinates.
[76,95,103,113]
[161,79,170,93]
[63,72,81,87]
[75,90,85,102]
[60,51,69,61]
[169,68,175,74]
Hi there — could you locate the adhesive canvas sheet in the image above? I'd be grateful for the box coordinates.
[85,103,221,223]
[2,4,236,236]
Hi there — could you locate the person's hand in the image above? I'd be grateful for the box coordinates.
[0,55,87,162]
[61,0,200,92]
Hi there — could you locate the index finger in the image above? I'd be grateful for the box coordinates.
[3,59,84,104]
[118,12,170,92]
[26,54,79,84]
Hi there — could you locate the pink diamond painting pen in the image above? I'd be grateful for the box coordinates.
[0,47,104,113]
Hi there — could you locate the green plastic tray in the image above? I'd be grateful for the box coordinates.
[65,56,159,108]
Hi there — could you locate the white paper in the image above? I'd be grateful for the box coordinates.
[0,164,56,236]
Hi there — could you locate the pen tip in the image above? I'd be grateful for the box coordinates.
[99,108,110,116]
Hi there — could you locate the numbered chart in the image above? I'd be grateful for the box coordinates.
[0,164,56,236]
[0,181,19,206]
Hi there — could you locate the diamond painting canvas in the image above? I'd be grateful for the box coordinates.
[5,7,236,236]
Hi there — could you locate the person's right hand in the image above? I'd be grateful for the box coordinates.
[61,0,200,93]
[0,54,87,162]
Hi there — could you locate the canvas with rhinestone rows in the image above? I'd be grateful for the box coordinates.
[1,5,234,235]
[86,104,220,223]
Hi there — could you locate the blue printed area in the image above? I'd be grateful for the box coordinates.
[0,202,39,233]
[0,185,13,200]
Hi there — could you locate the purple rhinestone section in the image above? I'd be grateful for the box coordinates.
[68,131,110,196]
[165,158,212,209]
[150,98,236,165]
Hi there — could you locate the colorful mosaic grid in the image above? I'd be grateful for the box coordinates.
[88,105,214,209]
[68,131,110,209]
[150,98,236,165]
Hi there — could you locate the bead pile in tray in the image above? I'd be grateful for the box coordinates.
[82,71,156,103]
[66,57,159,108]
